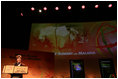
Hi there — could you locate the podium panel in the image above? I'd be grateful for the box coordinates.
[14,66,28,74]
[2,65,28,74]
[2,65,14,74]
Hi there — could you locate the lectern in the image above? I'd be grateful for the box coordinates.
[2,65,28,78]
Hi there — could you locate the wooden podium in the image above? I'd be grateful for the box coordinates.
[2,65,28,78]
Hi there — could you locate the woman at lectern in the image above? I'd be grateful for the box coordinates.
[11,55,25,78]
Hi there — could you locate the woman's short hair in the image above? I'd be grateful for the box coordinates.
[16,55,22,59]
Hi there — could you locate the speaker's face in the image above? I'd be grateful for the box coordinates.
[17,58,21,63]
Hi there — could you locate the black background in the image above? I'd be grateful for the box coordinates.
[1,1,117,50]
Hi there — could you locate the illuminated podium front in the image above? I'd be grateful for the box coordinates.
[2,65,28,78]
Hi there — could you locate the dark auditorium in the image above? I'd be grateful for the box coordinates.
[1,1,117,78]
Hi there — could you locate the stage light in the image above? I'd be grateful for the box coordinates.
[81,5,85,9]
[21,13,23,16]
[31,7,35,11]
[68,5,71,10]
[43,7,47,11]
[39,9,42,13]
[55,7,59,10]
[95,4,99,8]
[108,4,112,8]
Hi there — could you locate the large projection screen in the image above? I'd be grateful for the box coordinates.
[29,21,117,56]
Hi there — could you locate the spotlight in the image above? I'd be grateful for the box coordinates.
[95,4,99,8]
[31,7,35,11]
[81,5,85,9]
[21,13,23,16]
[43,7,47,11]
[55,7,59,10]
[39,9,42,13]
[68,5,71,10]
[108,4,112,8]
